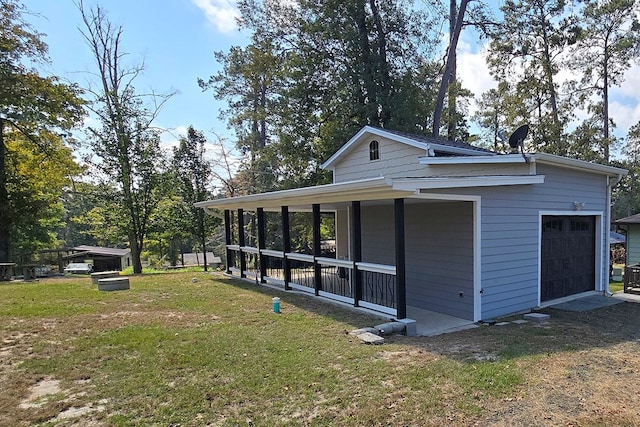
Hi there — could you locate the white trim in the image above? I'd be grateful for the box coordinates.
[532,152,627,176]
[286,252,314,262]
[356,262,396,275]
[474,198,482,322]
[419,154,525,165]
[316,257,354,268]
[417,152,628,178]
[359,300,397,316]
[289,282,315,294]
[321,126,490,169]
[538,211,604,306]
[318,290,354,305]
[240,246,259,254]
[392,175,545,192]
[228,244,240,251]
[261,249,284,258]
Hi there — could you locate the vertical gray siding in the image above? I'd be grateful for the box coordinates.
[360,201,474,320]
[360,204,396,265]
[626,225,640,265]
[335,208,349,259]
[405,202,474,319]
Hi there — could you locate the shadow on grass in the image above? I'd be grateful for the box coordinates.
[393,301,640,364]
[210,273,391,331]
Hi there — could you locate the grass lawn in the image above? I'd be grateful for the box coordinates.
[2,273,640,426]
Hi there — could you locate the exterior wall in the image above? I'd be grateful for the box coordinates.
[360,204,396,265]
[360,201,474,320]
[404,202,474,319]
[333,136,427,183]
[626,224,640,266]
[424,163,608,320]
[421,162,531,177]
[335,208,349,260]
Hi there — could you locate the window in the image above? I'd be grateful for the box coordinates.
[369,140,379,161]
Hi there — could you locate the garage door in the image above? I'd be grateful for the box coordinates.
[541,215,596,302]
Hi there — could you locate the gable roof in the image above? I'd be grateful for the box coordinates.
[321,125,494,170]
[616,213,640,224]
[71,245,130,257]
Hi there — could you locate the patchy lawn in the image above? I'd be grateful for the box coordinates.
[1,273,640,426]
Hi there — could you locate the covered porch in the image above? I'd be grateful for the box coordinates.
[198,178,415,319]
[196,177,485,330]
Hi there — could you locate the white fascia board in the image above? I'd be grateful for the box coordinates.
[321,126,429,169]
[391,175,545,191]
[419,154,522,165]
[194,177,395,210]
[531,152,628,176]
[425,144,496,157]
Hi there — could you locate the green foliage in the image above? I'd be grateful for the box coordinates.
[486,0,573,155]
[202,0,440,193]
[0,0,85,262]
[79,4,173,273]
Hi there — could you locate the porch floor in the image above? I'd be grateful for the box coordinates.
[407,306,477,336]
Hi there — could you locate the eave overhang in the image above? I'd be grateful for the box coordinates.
[195,175,546,213]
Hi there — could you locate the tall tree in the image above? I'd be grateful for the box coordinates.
[79,3,172,273]
[172,126,216,271]
[0,0,85,262]
[203,0,438,192]
[487,0,574,155]
[570,0,640,162]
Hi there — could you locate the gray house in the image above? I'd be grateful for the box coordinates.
[615,213,640,265]
[196,126,626,330]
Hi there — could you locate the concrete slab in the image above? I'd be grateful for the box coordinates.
[551,295,623,312]
[524,313,550,321]
[407,306,476,336]
[357,332,384,345]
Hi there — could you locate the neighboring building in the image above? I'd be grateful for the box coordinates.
[615,214,640,266]
[196,126,626,329]
[64,245,131,272]
[181,252,222,267]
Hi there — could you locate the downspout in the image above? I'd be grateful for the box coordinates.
[605,173,625,296]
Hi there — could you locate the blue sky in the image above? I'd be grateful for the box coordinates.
[21,0,640,152]
[23,0,247,147]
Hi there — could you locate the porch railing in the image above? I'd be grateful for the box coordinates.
[225,245,397,316]
[624,264,640,294]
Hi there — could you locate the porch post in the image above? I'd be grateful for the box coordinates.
[282,206,291,290]
[257,207,267,283]
[313,203,322,295]
[352,201,362,306]
[394,198,407,319]
[237,208,246,278]
[224,209,232,274]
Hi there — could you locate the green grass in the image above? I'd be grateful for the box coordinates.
[1,273,527,426]
[609,280,624,293]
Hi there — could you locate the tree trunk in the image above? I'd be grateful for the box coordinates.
[199,210,208,272]
[0,118,10,263]
[446,0,458,139]
[432,0,469,138]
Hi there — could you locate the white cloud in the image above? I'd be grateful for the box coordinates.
[192,0,240,34]
[457,42,497,116]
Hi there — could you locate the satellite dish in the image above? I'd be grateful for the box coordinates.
[508,124,529,149]
[506,124,530,163]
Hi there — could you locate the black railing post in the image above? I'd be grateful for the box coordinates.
[224,209,232,274]
[238,208,246,278]
[352,201,362,306]
[257,207,267,283]
[282,206,291,290]
[313,203,322,295]
[394,198,407,319]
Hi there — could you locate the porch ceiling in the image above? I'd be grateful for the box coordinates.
[194,177,414,212]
